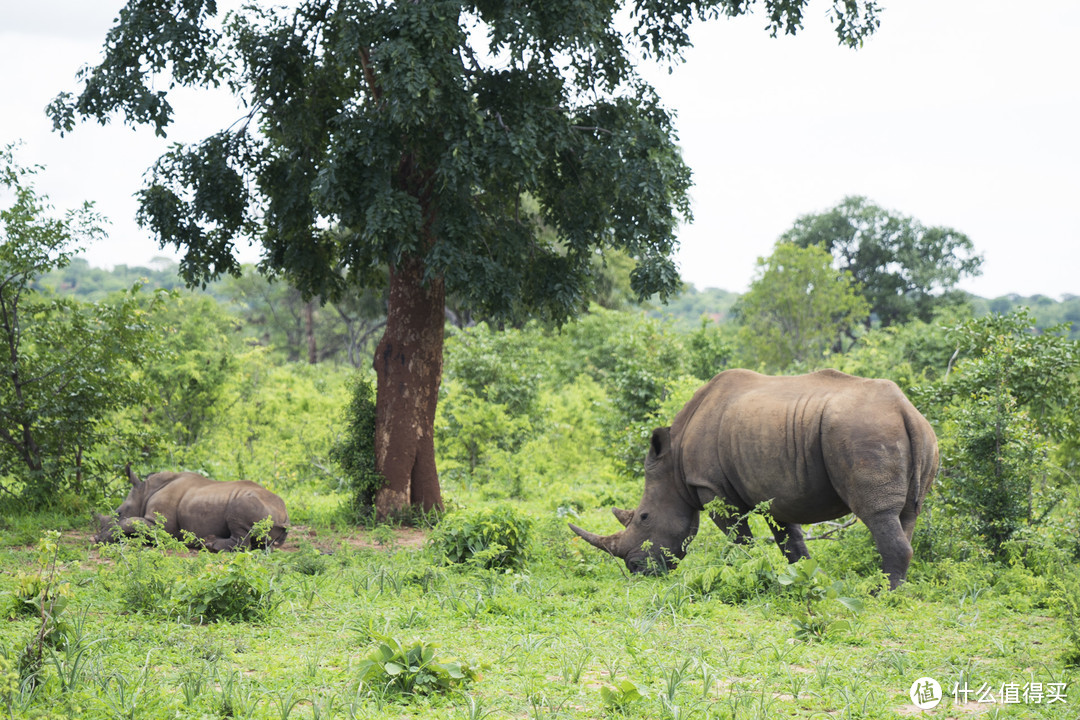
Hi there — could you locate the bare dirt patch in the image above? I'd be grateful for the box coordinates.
[267,525,428,554]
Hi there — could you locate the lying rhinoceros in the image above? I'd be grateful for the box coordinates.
[570,369,938,589]
[94,465,289,551]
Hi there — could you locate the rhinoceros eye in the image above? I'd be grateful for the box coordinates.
[639,512,649,522]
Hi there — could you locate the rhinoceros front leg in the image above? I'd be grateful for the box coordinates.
[203,534,243,552]
[708,510,753,543]
[770,522,810,563]
[118,515,160,536]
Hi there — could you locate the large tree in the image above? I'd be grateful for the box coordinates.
[782,195,983,328]
[733,242,869,370]
[1,147,159,506]
[49,0,882,518]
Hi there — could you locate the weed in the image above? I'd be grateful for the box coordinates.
[1052,572,1080,666]
[371,524,397,548]
[97,526,183,615]
[560,647,592,684]
[599,679,649,714]
[98,650,167,719]
[660,658,693,705]
[461,694,499,720]
[777,559,863,641]
[270,684,304,720]
[356,635,479,699]
[7,532,74,684]
[215,669,259,719]
[290,542,329,576]
[0,653,19,717]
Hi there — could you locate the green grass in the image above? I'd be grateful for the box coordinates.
[0,498,1077,719]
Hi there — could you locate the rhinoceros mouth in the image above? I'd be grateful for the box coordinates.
[625,550,680,575]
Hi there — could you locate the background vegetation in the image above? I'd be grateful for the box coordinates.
[3,152,1079,717]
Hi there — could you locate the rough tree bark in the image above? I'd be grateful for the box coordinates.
[305,300,317,365]
[371,251,445,519]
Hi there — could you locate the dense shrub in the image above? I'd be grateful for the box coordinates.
[428,504,533,570]
[174,552,277,623]
[914,309,1080,556]
[330,377,384,518]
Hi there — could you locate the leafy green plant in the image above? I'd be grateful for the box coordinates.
[0,652,18,717]
[1052,572,1080,667]
[429,504,533,571]
[174,551,277,623]
[599,679,650,714]
[435,379,533,487]
[777,558,864,641]
[289,542,328,576]
[6,531,73,683]
[676,502,780,604]
[96,518,187,615]
[356,635,479,698]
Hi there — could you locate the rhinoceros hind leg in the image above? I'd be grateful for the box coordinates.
[771,522,810,563]
[863,512,913,590]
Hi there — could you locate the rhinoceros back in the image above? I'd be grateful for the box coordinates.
[672,368,937,525]
[145,473,289,546]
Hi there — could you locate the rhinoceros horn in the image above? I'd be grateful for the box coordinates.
[126,463,140,485]
[611,507,633,527]
[568,523,623,557]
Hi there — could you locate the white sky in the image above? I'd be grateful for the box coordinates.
[2,1,1078,299]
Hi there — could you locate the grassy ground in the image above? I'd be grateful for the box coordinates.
[0,497,1076,720]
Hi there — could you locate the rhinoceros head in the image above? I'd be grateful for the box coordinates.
[93,512,121,544]
[570,427,699,574]
[94,465,147,544]
[116,464,147,518]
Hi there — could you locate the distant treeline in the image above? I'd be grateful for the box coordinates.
[40,257,1080,344]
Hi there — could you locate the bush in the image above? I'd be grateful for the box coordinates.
[174,552,277,623]
[428,505,533,571]
[330,377,384,519]
[434,379,532,487]
[1052,572,1080,667]
[913,309,1079,557]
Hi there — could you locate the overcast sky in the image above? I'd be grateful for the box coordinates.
[2,1,1078,299]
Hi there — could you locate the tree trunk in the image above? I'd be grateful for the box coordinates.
[305,300,317,364]
[371,253,445,520]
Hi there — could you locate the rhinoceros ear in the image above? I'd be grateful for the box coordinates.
[612,507,634,527]
[649,427,672,459]
[126,463,141,486]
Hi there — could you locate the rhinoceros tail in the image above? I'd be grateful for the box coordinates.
[902,404,939,518]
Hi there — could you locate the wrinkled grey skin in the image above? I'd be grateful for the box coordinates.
[571,369,938,589]
[95,466,289,551]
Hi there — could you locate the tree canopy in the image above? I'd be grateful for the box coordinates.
[49,0,883,517]
[782,196,983,327]
[734,242,869,370]
[1,147,159,507]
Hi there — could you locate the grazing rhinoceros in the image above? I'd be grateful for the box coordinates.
[570,369,938,589]
[94,466,289,551]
